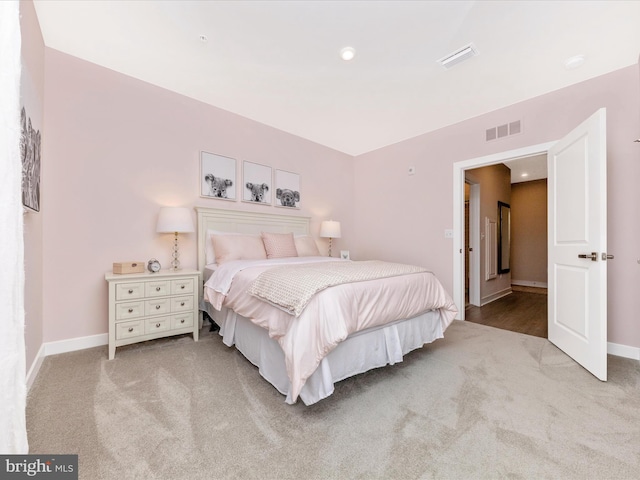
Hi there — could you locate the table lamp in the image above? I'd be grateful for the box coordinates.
[320,220,341,257]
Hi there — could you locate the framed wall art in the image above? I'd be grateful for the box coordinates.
[242,161,272,205]
[274,169,300,209]
[200,151,236,201]
[21,106,41,212]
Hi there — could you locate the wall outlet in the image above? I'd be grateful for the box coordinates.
[444,229,453,238]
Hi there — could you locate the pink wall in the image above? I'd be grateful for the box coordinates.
[20,0,45,372]
[353,65,640,348]
[42,49,354,342]
[37,43,640,352]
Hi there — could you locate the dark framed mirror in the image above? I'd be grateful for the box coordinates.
[498,201,511,274]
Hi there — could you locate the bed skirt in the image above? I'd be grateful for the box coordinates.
[209,306,445,405]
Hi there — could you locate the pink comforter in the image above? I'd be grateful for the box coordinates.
[204,258,457,402]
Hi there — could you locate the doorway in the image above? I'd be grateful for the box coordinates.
[452,141,555,320]
[464,156,548,337]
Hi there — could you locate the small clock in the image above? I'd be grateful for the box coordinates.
[147,258,161,273]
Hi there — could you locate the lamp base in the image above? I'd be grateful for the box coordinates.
[171,232,181,270]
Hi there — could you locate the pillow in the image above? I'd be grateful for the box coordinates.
[212,234,267,264]
[261,232,298,259]
[294,235,321,257]
[205,230,243,264]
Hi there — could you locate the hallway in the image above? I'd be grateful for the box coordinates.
[465,286,547,338]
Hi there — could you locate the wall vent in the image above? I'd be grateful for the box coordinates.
[486,120,522,142]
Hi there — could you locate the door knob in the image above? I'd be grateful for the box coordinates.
[602,253,614,261]
[578,252,598,261]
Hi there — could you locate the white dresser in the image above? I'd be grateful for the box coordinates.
[105,269,201,359]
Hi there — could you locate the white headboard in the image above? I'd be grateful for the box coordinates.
[195,207,310,273]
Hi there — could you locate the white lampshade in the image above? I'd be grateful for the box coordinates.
[320,220,341,238]
[156,207,195,233]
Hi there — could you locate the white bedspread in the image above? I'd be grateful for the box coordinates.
[204,258,457,403]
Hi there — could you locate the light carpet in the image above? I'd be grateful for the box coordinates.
[26,321,640,479]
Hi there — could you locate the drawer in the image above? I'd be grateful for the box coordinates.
[116,319,144,340]
[145,317,170,335]
[115,301,144,320]
[115,282,144,301]
[145,280,170,297]
[171,296,194,313]
[171,313,193,330]
[171,278,194,295]
[145,298,171,316]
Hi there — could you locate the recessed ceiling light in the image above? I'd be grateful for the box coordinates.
[564,54,585,69]
[521,173,529,178]
[199,34,208,43]
[340,47,356,61]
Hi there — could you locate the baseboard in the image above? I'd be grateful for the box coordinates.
[26,343,46,391]
[26,334,108,391]
[480,288,512,306]
[44,333,108,356]
[608,341,640,360]
[511,280,548,288]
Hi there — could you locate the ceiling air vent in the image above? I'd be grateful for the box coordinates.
[437,43,478,69]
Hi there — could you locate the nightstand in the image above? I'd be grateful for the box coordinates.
[105,269,201,359]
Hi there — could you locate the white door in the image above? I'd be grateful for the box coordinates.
[548,108,607,381]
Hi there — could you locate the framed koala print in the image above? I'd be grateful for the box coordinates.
[274,169,301,209]
[242,161,272,205]
[200,151,236,201]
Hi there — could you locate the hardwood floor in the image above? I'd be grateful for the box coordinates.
[465,287,547,338]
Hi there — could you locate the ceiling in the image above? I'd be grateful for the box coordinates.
[33,1,640,156]
[504,154,548,184]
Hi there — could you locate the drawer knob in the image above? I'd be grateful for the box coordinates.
[155,305,161,310]
[181,285,185,289]
[180,302,185,306]
[128,308,133,313]
[128,289,133,294]
[128,327,133,332]
[180,319,185,324]
[156,287,161,292]
[156,323,161,328]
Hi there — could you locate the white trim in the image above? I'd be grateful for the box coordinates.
[44,333,108,356]
[511,280,548,289]
[26,343,45,391]
[26,334,108,391]
[607,342,640,360]
[480,287,512,306]
[453,141,555,320]
[468,183,480,306]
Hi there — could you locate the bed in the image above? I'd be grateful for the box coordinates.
[196,207,457,405]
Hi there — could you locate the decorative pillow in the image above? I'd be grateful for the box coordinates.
[212,234,267,264]
[294,235,321,257]
[261,232,298,259]
[205,229,223,264]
